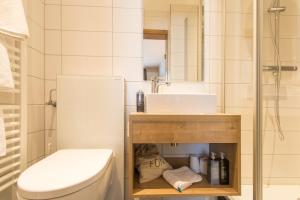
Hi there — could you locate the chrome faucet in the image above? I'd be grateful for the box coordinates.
[151,77,171,93]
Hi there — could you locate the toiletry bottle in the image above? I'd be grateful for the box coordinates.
[199,156,208,175]
[136,90,144,112]
[190,154,200,173]
[209,152,220,185]
[219,152,229,185]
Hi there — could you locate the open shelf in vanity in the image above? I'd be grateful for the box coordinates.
[128,113,241,198]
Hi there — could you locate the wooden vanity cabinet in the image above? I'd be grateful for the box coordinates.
[128,113,241,198]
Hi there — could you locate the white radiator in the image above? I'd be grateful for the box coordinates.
[0,34,24,192]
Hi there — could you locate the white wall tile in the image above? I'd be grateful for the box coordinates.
[113,0,142,8]
[45,30,62,54]
[225,36,253,60]
[28,105,45,133]
[209,12,224,36]
[241,131,253,155]
[28,0,45,27]
[113,8,142,33]
[225,84,253,108]
[209,36,224,59]
[28,20,44,52]
[62,31,112,56]
[225,60,252,84]
[62,6,112,31]
[208,83,222,107]
[45,5,61,30]
[28,48,45,79]
[264,132,300,155]
[226,13,253,37]
[61,0,111,7]
[45,55,62,80]
[264,107,300,131]
[62,56,112,75]
[263,155,300,178]
[28,77,45,105]
[209,0,225,12]
[241,155,253,178]
[209,60,223,83]
[113,57,143,81]
[113,33,142,57]
[27,131,45,162]
[279,38,300,62]
[225,0,252,13]
[45,0,61,5]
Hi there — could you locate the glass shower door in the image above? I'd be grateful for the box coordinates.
[260,0,300,199]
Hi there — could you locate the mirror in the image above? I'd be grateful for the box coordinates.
[143,0,204,82]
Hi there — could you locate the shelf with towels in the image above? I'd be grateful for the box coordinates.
[128,113,241,198]
[134,174,235,197]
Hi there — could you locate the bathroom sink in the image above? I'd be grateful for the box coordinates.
[145,94,216,114]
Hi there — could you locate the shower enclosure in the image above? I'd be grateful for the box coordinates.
[254,0,300,199]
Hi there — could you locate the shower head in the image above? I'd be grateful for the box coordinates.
[268,6,286,13]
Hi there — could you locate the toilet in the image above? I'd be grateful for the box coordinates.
[17,149,113,200]
[17,76,124,200]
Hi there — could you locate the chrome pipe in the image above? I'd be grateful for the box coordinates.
[254,0,263,199]
[268,7,286,13]
[263,65,298,71]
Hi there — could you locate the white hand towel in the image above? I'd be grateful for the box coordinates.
[0,0,29,39]
[0,42,14,89]
[0,110,7,157]
[163,166,203,192]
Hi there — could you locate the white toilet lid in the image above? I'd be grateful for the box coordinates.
[17,149,113,200]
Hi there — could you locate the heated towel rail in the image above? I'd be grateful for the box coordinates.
[0,34,25,192]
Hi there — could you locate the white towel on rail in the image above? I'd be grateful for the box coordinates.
[0,42,14,89]
[163,166,203,192]
[0,0,29,39]
[0,110,7,157]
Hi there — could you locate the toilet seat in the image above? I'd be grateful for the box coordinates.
[17,149,113,200]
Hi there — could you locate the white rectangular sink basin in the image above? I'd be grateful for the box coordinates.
[145,94,217,114]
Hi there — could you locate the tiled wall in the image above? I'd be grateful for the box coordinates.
[23,0,46,166]
[43,1,223,200]
[224,0,254,185]
[39,0,300,198]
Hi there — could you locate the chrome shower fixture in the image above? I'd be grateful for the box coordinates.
[268,6,286,13]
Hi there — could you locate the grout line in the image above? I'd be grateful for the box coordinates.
[112,0,114,76]
[27,130,46,135]
[27,46,44,55]
[28,74,45,80]
[28,17,45,29]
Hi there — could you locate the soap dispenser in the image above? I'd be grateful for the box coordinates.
[208,152,220,185]
[219,152,229,185]
[136,90,144,112]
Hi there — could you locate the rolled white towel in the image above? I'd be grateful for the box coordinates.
[0,42,14,89]
[163,166,203,192]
